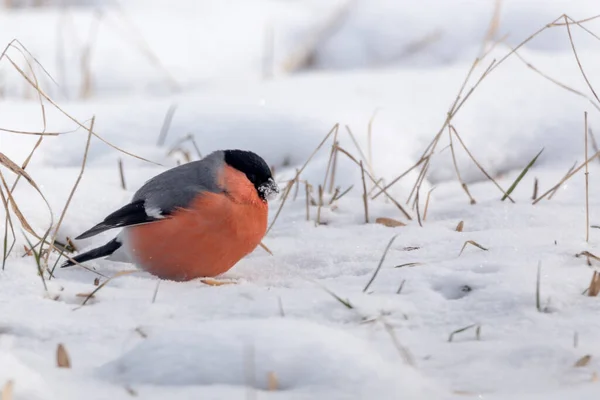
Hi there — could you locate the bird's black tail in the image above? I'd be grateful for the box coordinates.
[61,238,122,268]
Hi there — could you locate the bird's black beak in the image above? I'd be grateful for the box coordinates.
[259,178,279,201]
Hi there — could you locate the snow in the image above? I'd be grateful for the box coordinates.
[2,0,600,399]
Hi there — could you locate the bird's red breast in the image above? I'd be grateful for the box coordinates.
[124,165,268,281]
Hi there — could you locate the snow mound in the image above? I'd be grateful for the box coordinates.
[98,318,434,397]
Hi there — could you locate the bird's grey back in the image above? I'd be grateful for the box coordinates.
[133,150,225,213]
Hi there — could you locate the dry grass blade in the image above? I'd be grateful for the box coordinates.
[1,187,16,270]
[382,320,415,366]
[322,128,339,194]
[0,169,52,242]
[157,104,178,146]
[200,278,237,286]
[456,221,465,232]
[23,232,48,291]
[56,343,71,368]
[2,380,14,400]
[511,49,600,113]
[266,124,339,235]
[546,161,577,201]
[532,178,539,200]
[536,261,542,311]
[396,279,406,294]
[502,148,544,201]
[589,127,600,164]
[375,217,405,227]
[458,240,488,256]
[47,117,94,269]
[479,0,502,56]
[449,126,476,204]
[0,153,40,189]
[450,126,514,202]
[414,190,423,227]
[394,262,421,269]
[585,112,590,242]
[332,185,353,202]
[587,271,600,297]
[563,16,600,104]
[259,241,273,255]
[118,158,126,190]
[320,285,353,309]
[305,181,311,221]
[534,149,600,204]
[267,372,278,391]
[574,355,592,367]
[345,125,372,172]
[152,280,161,303]
[367,109,379,176]
[0,128,58,136]
[76,270,138,308]
[360,161,369,223]
[423,187,436,221]
[363,234,399,292]
[448,324,477,342]
[316,184,324,226]
[328,142,339,193]
[576,250,600,265]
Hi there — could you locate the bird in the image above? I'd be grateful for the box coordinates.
[61,149,279,281]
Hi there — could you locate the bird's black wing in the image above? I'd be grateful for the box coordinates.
[75,200,165,240]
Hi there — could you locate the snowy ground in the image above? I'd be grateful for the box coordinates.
[2,0,600,399]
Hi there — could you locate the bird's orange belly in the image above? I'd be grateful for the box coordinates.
[123,193,267,281]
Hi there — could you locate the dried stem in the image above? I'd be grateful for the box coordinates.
[585,111,590,242]
[360,161,369,224]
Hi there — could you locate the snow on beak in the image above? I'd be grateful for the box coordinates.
[259,178,280,201]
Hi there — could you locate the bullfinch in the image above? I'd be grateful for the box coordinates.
[61,149,279,281]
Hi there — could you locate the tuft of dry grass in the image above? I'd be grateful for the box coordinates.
[456,221,465,232]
